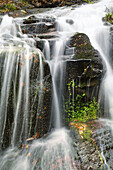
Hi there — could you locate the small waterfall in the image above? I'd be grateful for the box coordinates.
[49,39,65,129]
[44,39,50,60]
[48,0,113,119]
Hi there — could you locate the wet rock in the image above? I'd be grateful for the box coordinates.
[21,22,55,35]
[21,16,57,43]
[68,33,100,60]
[64,33,103,101]
[66,19,74,25]
[70,127,102,170]
[23,15,56,25]
[28,55,52,139]
[1,49,52,149]
[70,119,113,170]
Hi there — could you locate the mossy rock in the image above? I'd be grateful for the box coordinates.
[68,33,97,60]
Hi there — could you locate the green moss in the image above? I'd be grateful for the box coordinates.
[70,33,95,60]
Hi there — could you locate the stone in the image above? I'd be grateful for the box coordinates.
[1,49,52,149]
[64,33,103,103]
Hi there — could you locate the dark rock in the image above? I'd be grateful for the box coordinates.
[21,22,55,35]
[23,15,55,25]
[1,49,52,149]
[21,16,57,41]
[64,33,103,101]
[66,19,74,25]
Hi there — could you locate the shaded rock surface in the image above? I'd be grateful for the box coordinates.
[64,33,103,102]
[0,50,52,149]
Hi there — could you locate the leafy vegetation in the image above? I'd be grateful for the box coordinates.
[105,12,113,24]
[0,3,16,12]
[65,94,99,122]
[65,81,100,122]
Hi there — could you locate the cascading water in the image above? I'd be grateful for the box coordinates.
[0,15,44,148]
[46,0,113,118]
[0,0,113,169]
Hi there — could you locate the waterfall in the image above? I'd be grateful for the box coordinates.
[44,0,113,119]
[0,0,113,169]
[0,15,44,147]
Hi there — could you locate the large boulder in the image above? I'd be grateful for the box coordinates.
[64,33,103,101]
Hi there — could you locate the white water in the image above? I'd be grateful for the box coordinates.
[43,0,113,119]
[0,0,113,169]
[0,15,44,147]
[0,129,77,170]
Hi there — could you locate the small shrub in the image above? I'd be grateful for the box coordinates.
[65,80,100,123]
[105,12,113,22]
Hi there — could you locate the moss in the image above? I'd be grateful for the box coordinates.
[69,33,95,60]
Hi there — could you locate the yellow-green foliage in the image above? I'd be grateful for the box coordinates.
[65,81,100,122]
[65,94,99,122]
[0,3,16,11]
[105,12,113,23]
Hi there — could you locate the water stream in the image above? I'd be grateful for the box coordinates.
[0,0,113,169]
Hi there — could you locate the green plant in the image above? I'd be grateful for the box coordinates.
[0,3,16,11]
[65,94,99,122]
[65,80,100,122]
[105,12,113,21]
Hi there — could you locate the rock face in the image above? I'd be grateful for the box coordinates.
[21,15,57,39]
[21,16,103,117]
[64,33,103,102]
[20,15,103,126]
[1,50,52,149]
